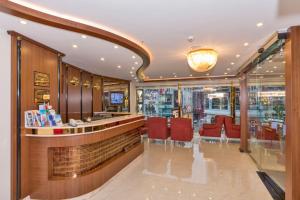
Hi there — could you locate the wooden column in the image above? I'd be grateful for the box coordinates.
[239,73,248,152]
[285,26,300,200]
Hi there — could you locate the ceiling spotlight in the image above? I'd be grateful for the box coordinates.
[131,67,135,70]
[273,66,277,69]
[100,57,105,61]
[130,71,133,74]
[132,55,136,59]
[160,76,163,79]
[227,68,231,71]
[20,19,27,25]
[81,34,87,39]
[224,72,228,75]
[253,71,257,74]
[134,61,139,65]
[269,60,273,63]
[244,42,249,47]
[72,44,78,48]
[114,45,119,49]
[117,65,121,69]
[206,73,210,76]
[134,77,137,79]
[189,74,193,77]
[225,78,228,80]
[270,70,274,73]
[280,75,284,78]
[173,72,176,75]
[256,22,264,27]
[236,54,241,58]
[282,61,286,64]
[266,70,269,73]
[230,62,235,65]
[174,75,177,78]
[131,74,134,77]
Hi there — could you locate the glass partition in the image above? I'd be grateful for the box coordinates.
[247,39,286,189]
[137,85,240,131]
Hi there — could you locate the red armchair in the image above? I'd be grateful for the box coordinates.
[170,118,193,141]
[147,117,170,140]
[224,116,241,138]
[199,115,225,137]
[261,126,279,141]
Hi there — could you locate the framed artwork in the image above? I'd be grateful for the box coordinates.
[34,89,50,105]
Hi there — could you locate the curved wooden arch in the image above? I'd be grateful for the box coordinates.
[0,0,150,81]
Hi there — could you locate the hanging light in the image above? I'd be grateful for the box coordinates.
[187,48,218,72]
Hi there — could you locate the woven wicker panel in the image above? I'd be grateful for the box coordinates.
[48,129,140,179]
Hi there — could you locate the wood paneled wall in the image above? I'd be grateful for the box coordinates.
[66,65,82,120]
[93,75,103,113]
[81,71,93,119]
[10,33,62,199]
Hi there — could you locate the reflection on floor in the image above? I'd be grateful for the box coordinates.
[81,140,272,200]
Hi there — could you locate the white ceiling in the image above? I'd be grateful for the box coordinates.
[4,0,300,80]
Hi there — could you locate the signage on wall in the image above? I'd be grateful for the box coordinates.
[34,71,50,87]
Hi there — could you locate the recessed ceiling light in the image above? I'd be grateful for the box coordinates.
[236,54,241,58]
[282,61,286,64]
[253,71,257,74]
[114,45,119,49]
[206,73,210,76]
[72,44,78,48]
[270,70,274,73]
[256,22,264,27]
[132,55,136,59]
[280,75,284,78]
[173,72,176,75]
[273,66,277,69]
[160,76,163,79]
[260,76,264,79]
[189,74,193,77]
[266,70,269,73]
[131,74,134,77]
[224,72,228,75]
[134,77,137,79]
[244,42,249,47]
[257,66,262,69]
[225,78,228,80]
[174,75,177,78]
[269,60,273,63]
[81,34,87,39]
[20,19,27,25]
[230,62,235,65]
[134,61,139,65]
[131,67,135,70]
[100,57,105,61]
[227,68,231,71]
[117,65,121,69]
[130,71,133,74]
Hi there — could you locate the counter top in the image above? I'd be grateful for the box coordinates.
[25,114,144,137]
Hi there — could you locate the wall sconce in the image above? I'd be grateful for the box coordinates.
[93,83,101,90]
[83,80,91,88]
[69,76,80,86]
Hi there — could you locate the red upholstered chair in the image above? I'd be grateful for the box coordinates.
[170,118,193,142]
[147,117,170,141]
[199,115,225,137]
[224,116,241,139]
[261,126,279,141]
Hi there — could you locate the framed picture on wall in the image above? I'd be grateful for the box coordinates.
[34,71,50,87]
[34,89,50,106]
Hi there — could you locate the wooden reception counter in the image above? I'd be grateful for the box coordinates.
[24,114,144,199]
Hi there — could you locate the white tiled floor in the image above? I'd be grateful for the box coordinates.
[80,140,272,200]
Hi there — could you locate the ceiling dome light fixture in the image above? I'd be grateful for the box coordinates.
[187,48,218,72]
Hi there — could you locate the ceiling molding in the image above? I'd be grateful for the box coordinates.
[0,0,151,78]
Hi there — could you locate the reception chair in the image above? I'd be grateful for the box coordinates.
[170,118,193,142]
[147,117,170,142]
[261,126,279,141]
[199,115,225,138]
[224,116,241,139]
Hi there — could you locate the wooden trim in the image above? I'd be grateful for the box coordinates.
[7,31,65,56]
[285,26,300,200]
[239,73,248,152]
[0,0,150,74]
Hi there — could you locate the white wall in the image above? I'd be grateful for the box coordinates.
[130,82,136,113]
[0,28,11,200]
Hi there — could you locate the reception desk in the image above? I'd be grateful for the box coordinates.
[24,114,144,199]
